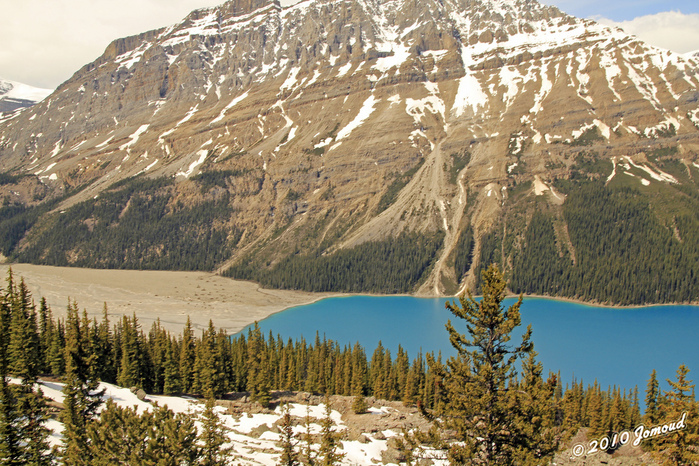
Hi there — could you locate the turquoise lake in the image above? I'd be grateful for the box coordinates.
[240,296,699,393]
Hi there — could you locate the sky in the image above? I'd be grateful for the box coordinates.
[1,0,698,90]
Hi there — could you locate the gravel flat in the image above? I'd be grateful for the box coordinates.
[0,263,337,335]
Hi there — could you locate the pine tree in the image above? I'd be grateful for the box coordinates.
[629,386,641,428]
[587,382,605,437]
[510,351,559,464]
[301,404,316,466]
[37,297,52,374]
[644,369,659,425]
[0,270,22,464]
[0,274,51,465]
[247,323,271,407]
[47,319,65,376]
[163,338,182,395]
[180,317,196,394]
[15,386,51,465]
[350,343,367,414]
[652,365,699,465]
[317,397,345,466]
[199,395,232,466]
[439,264,556,464]
[87,399,201,465]
[0,380,22,465]
[60,300,105,465]
[93,304,115,383]
[278,403,300,466]
[7,279,40,381]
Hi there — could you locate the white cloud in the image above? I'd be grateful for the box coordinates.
[595,11,699,54]
[0,0,221,90]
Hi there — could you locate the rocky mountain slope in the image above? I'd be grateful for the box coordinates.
[0,78,52,112]
[1,0,698,303]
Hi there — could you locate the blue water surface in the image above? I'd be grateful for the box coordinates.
[239,296,699,393]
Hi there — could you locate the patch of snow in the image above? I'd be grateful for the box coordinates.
[314,137,333,149]
[176,105,199,127]
[405,85,445,125]
[606,157,617,183]
[335,95,378,140]
[336,62,352,77]
[373,43,411,74]
[421,50,448,60]
[177,150,208,178]
[210,91,249,125]
[49,140,62,158]
[281,66,301,91]
[119,124,150,151]
[95,135,114,149]
[622,156,677,183]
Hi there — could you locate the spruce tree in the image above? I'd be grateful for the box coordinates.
[652,365,699,464]
[7,279,40,381]
[60,301,104,465]
[301,404,316,466]
[0,380,22,465]
[199,395,232,466]
[37,298,52,374]
[439,264,556,464]
[0,274,51,465]
[278,403,300,466]
[14,386,51,465]
[317,397,345,466]
[350,343,367,414]
[247,323,271,407]
[180,317,196,394]
[0,269,22,464]
[644,369,659,425]
[163,339,182,395]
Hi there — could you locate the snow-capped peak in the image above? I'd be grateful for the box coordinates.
[0,78,53,103]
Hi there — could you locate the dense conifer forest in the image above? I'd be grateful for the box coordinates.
[1,268,698,464]
[471,171,699,304]
[226,232,444,293]
[0,176,242,271]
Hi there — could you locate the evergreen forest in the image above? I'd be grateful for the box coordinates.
[471,171,699,304]
[1,268,697,464]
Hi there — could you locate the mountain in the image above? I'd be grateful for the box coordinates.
[1,0,699,304]
[0,78,52,113]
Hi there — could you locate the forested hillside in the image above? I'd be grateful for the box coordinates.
[470,153,699,305]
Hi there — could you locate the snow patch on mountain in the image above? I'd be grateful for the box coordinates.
[336,95,378,141]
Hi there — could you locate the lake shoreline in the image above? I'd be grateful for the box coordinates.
[1,263,695,336]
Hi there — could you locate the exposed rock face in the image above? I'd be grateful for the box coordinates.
[0,0,698,295]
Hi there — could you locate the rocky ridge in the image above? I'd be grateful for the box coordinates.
[0,0,698,296]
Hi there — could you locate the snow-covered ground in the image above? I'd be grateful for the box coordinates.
[8,378,420,465]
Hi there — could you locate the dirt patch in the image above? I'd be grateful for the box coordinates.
[0,263,338,334]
